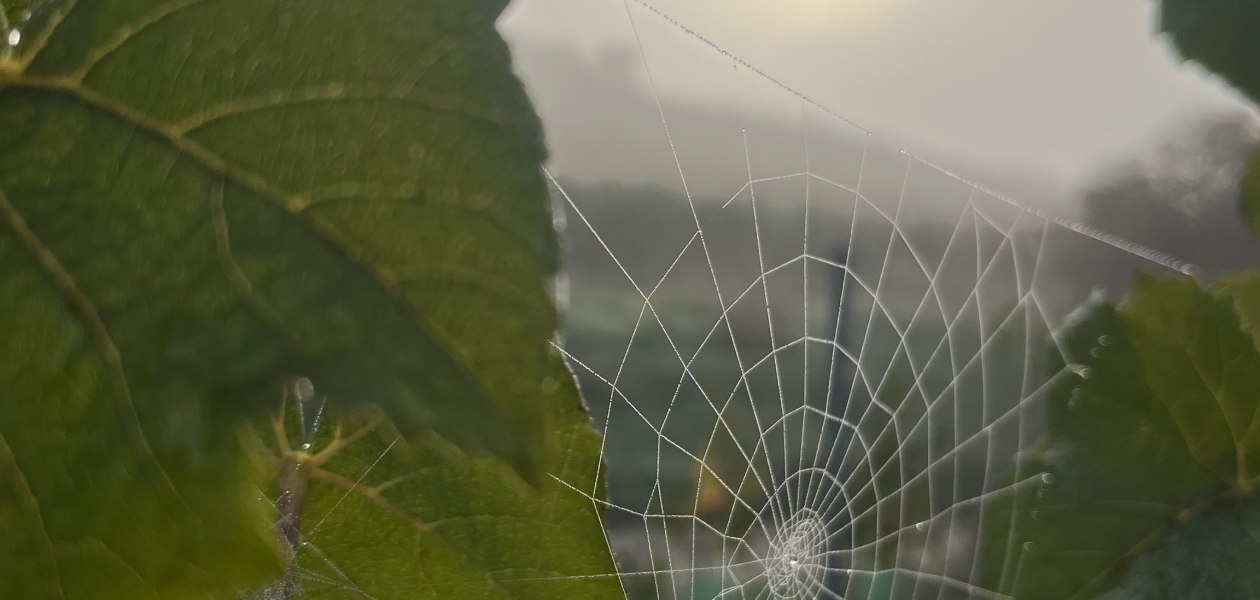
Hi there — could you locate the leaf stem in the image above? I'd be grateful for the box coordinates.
[275,458,309,556]
[271,453,310,599]
[271,383,310,599]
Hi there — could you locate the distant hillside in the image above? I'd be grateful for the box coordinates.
[513,42,1072,215]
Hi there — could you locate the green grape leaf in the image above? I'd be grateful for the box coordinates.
[0,0,597,596]
[980,275,1260,600]
[1159,0,1260,107]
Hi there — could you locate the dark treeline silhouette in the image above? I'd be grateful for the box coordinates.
[1079,112,1260,281]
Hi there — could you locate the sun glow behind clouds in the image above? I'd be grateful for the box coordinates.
[736,0,893,30]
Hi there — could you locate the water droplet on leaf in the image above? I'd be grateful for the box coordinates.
[6,29,19,47]
[293,377,315,403]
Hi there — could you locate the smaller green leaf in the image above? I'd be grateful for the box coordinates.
[980,274,1260,600]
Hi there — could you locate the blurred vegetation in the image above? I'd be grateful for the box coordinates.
[1160,0,1260,106]
[1079,113,1259,281]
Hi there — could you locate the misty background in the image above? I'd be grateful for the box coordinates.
[501,0,1260,270]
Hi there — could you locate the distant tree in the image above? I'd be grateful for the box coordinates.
[1080,112,1260,280]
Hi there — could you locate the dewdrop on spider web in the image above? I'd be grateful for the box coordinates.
[291,376,325,452]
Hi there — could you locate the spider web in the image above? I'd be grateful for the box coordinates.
[237,1,1197,598]
[535,1,1195,599]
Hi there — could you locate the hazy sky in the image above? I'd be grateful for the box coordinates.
[500,0,1253,189]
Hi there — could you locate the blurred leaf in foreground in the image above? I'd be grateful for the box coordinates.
[981,275,1260,599]
[1093,497,1260,600]
[1159,0,1260,106]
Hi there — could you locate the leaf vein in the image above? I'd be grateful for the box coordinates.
[298,181,543,260]
[72,0,214,82]
[4,74,498,426]
[0,434,64,599]
[14,0,79,71]
[0,187,191,516]
[176,81,504,135]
